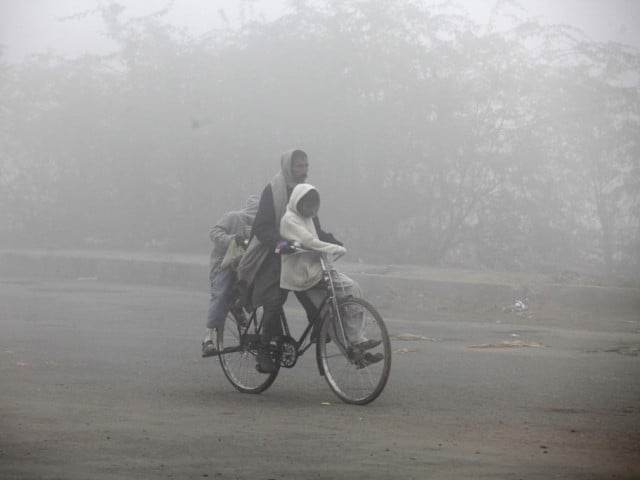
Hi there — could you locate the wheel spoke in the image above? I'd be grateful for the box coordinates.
[217,308,279,394]
[318,298,391,405]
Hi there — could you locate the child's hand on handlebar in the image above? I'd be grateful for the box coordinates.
[334,246,347,258]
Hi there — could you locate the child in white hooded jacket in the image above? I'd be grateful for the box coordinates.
[279,183,373,348]
[280,184,346,290]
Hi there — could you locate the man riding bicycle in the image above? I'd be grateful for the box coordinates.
[236,149,343,373]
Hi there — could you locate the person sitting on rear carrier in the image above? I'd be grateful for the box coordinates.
[202,195,259,357]
[279,183,382,355]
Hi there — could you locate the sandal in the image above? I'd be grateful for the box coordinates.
[355,352,384,369]
[201,340,219,358]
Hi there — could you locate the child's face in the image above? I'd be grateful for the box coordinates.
[299,198,319,218]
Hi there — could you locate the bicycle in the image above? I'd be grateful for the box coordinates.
[213,246,391,405]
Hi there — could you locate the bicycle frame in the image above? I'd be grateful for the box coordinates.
[217,244,391,404]
[232,247,350,370]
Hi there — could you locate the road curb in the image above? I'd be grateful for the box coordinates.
[1,249,638,321]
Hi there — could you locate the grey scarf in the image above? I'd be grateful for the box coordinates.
[237,150,298,286]
[270,149,298,221]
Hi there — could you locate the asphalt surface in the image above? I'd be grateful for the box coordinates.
[1,277,639,479]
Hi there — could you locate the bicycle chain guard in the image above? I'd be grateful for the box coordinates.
[272,335,298,368]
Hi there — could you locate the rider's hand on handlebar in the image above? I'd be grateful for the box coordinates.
[334,246,347,258]
[275,239,295,254]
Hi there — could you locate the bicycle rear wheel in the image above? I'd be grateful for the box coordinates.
[218,308,279,394]
[317,297,391,405]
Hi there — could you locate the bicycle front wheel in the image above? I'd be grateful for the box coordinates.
[218,308,279,394]
[317,297,391,405]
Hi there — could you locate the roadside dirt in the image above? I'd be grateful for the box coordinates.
[365,266,640,334]
[1,262,639,479]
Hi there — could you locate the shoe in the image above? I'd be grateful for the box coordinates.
[201,340,219,358]
[255,348,277,374]
[355,352,384,369]
[352,339,382,350]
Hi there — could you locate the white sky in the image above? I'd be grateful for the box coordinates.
[1,0,640,63]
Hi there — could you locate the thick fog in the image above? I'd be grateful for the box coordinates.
[1,0,639,277]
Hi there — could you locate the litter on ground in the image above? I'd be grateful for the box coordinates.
[391,333,440,342]
[393,347,420,354]
[467,340,544,349]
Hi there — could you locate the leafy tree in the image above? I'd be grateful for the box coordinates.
[1,0,638,277]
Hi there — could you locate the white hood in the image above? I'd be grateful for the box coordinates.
[287,183,318,216]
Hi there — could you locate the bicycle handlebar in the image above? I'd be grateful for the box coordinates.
[289,241,311,253]
[288,242,346,261]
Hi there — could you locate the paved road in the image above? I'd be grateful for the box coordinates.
[1,278,638,479]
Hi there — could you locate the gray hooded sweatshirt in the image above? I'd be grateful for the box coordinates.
[209,195,259,274]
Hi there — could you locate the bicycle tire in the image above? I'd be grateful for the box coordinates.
[316,297,391,405]
[218,308,279,394]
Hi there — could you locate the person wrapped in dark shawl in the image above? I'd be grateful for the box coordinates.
[237,149,341,373]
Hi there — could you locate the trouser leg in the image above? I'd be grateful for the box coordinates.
[206,267,233,331]
[309,273,364,344]
[295,289,323,340]
[336,273,364,343]
[251,255,286,343]
[260,286,287,341]
[294,290,319,323]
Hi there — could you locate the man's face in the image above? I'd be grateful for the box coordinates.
[291,156,309,184]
